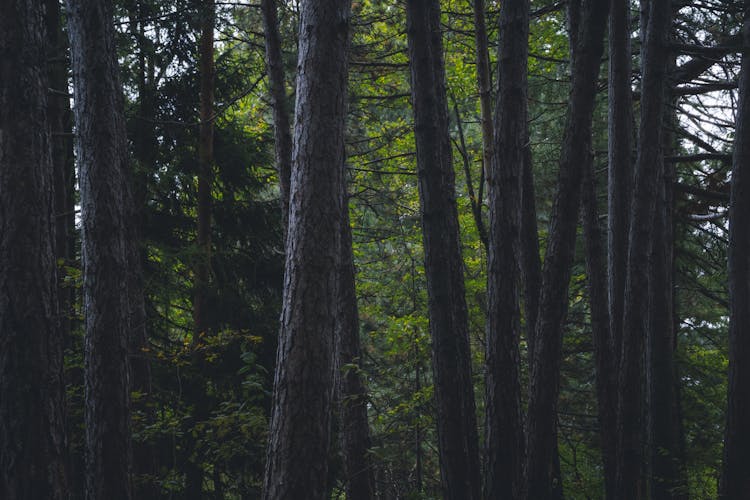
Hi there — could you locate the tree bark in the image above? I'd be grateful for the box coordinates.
[615,0,672,498]
[336,194,376,500]
[405,1,482,498]
[719,1,750,497]
[525,0,608,497]
[484,0,528,497]
[261,0,351,496]
[0,2,68,498]
[46,0,76,348]
[261,0,293,234]
[581,151,617,500]
[66,0,137,497]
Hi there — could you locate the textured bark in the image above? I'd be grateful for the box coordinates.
[614,0,672,498]
[405,1,482,498]
[525,0,608,497]
[261,0,293,233]
[581,153,617,500]
[720,2,750,497]
[336,197,376,500]
[647,52,687,499]
[0,2,68,498]
[520,146,542,363]
[484,0,528,497]
[46,0,76,347]
[604,2,633,494]
[66,0,136,497]
[607,0,632,375]
[261,0,350,496]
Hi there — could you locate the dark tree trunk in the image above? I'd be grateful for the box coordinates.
[720,2,750,497]
[66,0,136,497]
[581,151,617,500]
[520,147,542,363]
[614,0,672,498]
[261,0,293,234]
[604,2,633,494]
[405,1,482,498]
[525,0,608,497]
[0,2,68,498]
[127,3,157,497]
[193,0,214,343]
[46,0,76,348]
[261,0,351,496]
[484,0,528,497]
[336,195,376,500]
[647,53,687,499]
[186,2,216,496]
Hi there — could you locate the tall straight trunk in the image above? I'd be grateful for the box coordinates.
[525,0,608,497]
[607,0,633,365]
[261,0,351,496]
[603,2,633,494]
[647,142,684,500]
[262,0,374,495]
[720,2,750,497]
[614,0,672,497]
[581,151,617,500]
[520,144,542,362]
[647,54,687,499]
[46,0,76,347]
[405,1,482,498]
[66,0,137,497]
[0,2,67,498]
[127,4,157,497]
[336,195,376,500]
[261,0,293,234]
[186,2,215,496]
[484,0,528,498]
[193,0,214,342]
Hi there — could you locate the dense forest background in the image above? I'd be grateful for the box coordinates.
[1,0,749,498]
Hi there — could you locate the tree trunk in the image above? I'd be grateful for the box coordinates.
[719,1,750,497]
[581,150,617,500]
[525,0,608,497]
[615,0,672,497]
[405,1,482,498]
[336,194,376,500]
[46,0,76,349]
[484,0,528,497]
[261,0,293,234]
[185,2,216,496]
[0,2,68,498]
[604,2,633,494]
[66,0,137,497]
[261,0,351,496]
[127,3,157,497]
[193,0,214,344]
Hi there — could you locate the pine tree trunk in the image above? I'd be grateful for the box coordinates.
[719,1,750,496]
[604,2,633,494]
[484,0,528,497]
[261,0,293,234]
[615,0,672,498]
[405,1,482,498]
[336,196,376,500]
[66,0,137,497]
[0,2,68,498]
[261,0,351,496]
[525,0,608,497]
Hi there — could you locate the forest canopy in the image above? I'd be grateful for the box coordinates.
[0,0,748,498]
